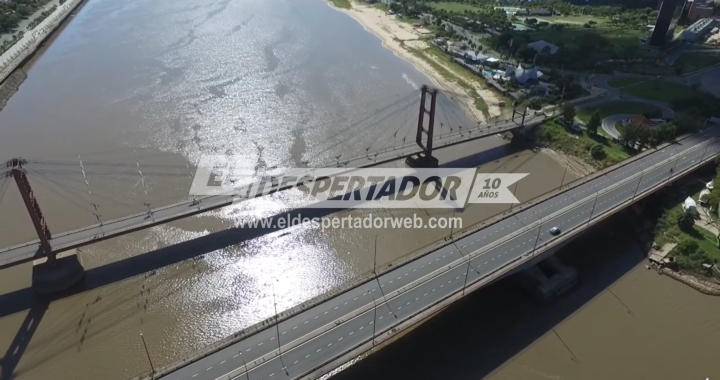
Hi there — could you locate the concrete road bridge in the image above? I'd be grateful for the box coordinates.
[133,128,720,380]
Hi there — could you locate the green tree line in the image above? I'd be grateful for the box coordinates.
[0,0,54,34]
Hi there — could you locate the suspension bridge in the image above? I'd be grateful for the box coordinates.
[0,86,542,292]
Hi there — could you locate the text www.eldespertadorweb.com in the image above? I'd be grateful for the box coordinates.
[236,214,462,232]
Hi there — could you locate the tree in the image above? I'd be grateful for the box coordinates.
[656,122,677,143]
[672,238,711,272]
[590,144,606,160]
[587,110,601,135]
[621,121,642,149]
[677,211,695,232]
[524,96,543,110]
[561,102,575,126]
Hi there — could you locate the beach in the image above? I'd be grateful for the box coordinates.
[330,2,504,123]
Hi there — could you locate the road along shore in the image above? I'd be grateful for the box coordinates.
[0,0,89,111]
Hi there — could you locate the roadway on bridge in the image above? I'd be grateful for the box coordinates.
[0,114,545,267]
[162,128,720,380]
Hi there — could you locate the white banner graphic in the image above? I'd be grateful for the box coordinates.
[189,155,529,208]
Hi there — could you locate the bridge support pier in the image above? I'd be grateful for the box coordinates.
[32,249,85,295]
[515,256,577,302]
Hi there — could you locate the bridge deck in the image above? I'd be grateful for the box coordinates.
[151,129,720,380]
[0,118,539,268]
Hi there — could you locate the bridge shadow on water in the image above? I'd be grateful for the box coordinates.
[0,142,527,318]
[330,214,648,380]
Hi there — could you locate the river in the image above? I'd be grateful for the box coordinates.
[0,0,715,380]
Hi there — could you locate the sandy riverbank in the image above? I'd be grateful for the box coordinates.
[330,2,503,123]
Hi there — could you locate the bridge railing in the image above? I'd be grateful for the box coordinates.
[141,135,719,380]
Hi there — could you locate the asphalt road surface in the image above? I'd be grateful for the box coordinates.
[161,128,720,380]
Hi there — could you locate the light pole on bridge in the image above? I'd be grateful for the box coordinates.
[140,332,155,379]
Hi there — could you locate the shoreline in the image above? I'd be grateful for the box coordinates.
[0,0,87,85]
[658,266,720,296]
[328,1,503,124]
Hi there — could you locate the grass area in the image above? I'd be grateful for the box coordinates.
[410,46,479,96]
[534,119,630,167]
[675,53,720,74]
[428,2,483,13]
[612,80,705,103]
[329,0,351,9]
[371,2,390,12]
[474,99,489,119]
[576,101,662,123]
[408,45,510,120]
[533,15,609,25]
[525,27,643,49]
[653,189,720,265]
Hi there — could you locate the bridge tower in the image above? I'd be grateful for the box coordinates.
[6,158,53,260]
[5,158,85,294]
[510,104,531,143]
[408,85,439,168]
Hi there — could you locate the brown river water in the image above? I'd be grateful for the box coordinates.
[0,0,717,380]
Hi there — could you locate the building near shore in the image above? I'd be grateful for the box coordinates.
[463,50,489,64]
[681,18,717,41]
[685,0,715,22]
[504,64,543,85]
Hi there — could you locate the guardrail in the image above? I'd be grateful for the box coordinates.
[135,132,719,380]
[0,0,86,84]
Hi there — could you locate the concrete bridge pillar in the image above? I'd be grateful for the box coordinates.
[32,249,85,294]
[517,256,578,301]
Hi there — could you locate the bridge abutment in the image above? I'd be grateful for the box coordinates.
[32,249,85,294]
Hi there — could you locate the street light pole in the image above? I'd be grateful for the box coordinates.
[140,332,155,379]
[373,235,396,319]
[701,139,713,163]
[587,189,599,227]
[371,235,380,347]
[450,208,456,239]
[532,218,544,252]
[238,352,251,380]
[271,281,289,376]
[631,171,644,203]
[510,179,521,211]
[560,163,568,188]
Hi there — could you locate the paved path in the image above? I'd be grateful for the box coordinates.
[601,114,633,140]
[158,128,720,380]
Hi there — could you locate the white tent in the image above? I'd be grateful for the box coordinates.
[700,189,711,203]
[683,197,697,213]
